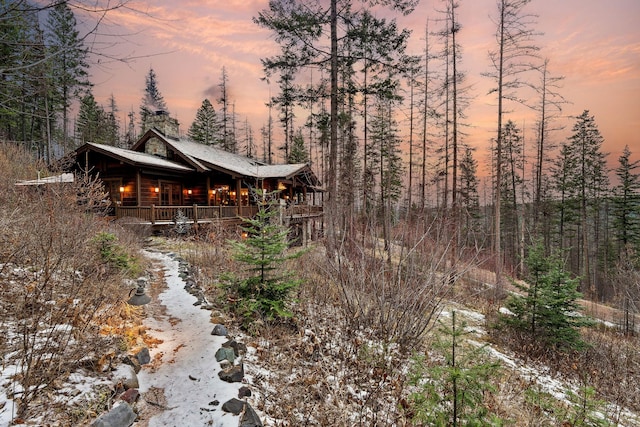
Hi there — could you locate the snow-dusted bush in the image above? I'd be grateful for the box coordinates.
[0,150,136,419]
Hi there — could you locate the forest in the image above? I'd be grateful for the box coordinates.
[2,0,638,309]
[1,0,640,424]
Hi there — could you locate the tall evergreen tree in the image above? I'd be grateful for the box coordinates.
[218,66,237,152]
[124,110,136,148]
[370,92,404,259]
[484,0,540,292]
[188,99,220,145]
[76,90,108,144]
[613,145,640,256]
[564,110,609,296]
[0,4,34,141]
[139,67,167,134]
[254,0,417,253]
[272,65,296,162]
[498,120,525,271]
[105,94,120,146]
[551,142,577,251]
[288,129,309,164]
[45,1,90,150]
[459,147,481,247]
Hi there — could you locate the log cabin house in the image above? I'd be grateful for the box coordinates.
[71,123,322,234]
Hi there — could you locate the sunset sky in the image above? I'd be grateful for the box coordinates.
[88,0,640,175]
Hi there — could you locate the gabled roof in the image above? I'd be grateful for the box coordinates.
[78,142,193,172]
[132,129,320,186]
[165,135,265,177]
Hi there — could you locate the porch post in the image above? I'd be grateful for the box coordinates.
[235,178,242,217]
[136,170,142,206]
[303,219,308,247]
[206,176,211,206]
[151,204,155,225]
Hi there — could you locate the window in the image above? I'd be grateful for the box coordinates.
[160,182,182,206]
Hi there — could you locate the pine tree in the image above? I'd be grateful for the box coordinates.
[76,91,106,144]
[459,147,481,246]
[188,99,220,145]
[45,1,90,150]
[139,67,167,133]
[484,0,540,292]
[370,93,404,259]
[105,94,120,146]
[124,110,136,148]
[612,145,640,256]
[409,311,503,426]
[564,110,609,296]
[254,0,416,253]
[288,129,309,164]
[498,120,525,271]
[218,66,237,152]
[503,241,591,349]
[223,191,304,326]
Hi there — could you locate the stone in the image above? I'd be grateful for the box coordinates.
[218,363,244,383]
[215,347,235,363]
[119,388,139,404]
[221,398,245,415]
[240,403,264,427]
[210,311,225,324]
[211,324,228,336]
[219,360,231,370]
[121,355,141,374]
[112,364,139,390]
[238,386,252,398]
[222,339,247,356]
[92,402,136,427]
[135,347,151,365]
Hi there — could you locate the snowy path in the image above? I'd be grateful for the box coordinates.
[136,250,241,427]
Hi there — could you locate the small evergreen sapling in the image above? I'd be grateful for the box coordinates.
[502,241,591,349]
[222,190,304,326]
[408,311,504,426]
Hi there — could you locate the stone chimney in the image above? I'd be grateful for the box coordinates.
[145,110,180,139]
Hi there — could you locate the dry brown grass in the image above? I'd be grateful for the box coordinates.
[0,144,146,419]
[172,211,640,426]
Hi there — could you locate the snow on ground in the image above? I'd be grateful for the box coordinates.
[0,364,19,425]
[137,250,246,427]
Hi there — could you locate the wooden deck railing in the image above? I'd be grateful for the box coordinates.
[114,204,322,225]
[115,204,253,224]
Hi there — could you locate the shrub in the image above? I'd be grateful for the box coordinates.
[0,147,129,419]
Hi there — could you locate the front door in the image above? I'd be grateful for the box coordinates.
[160,182,182,206]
